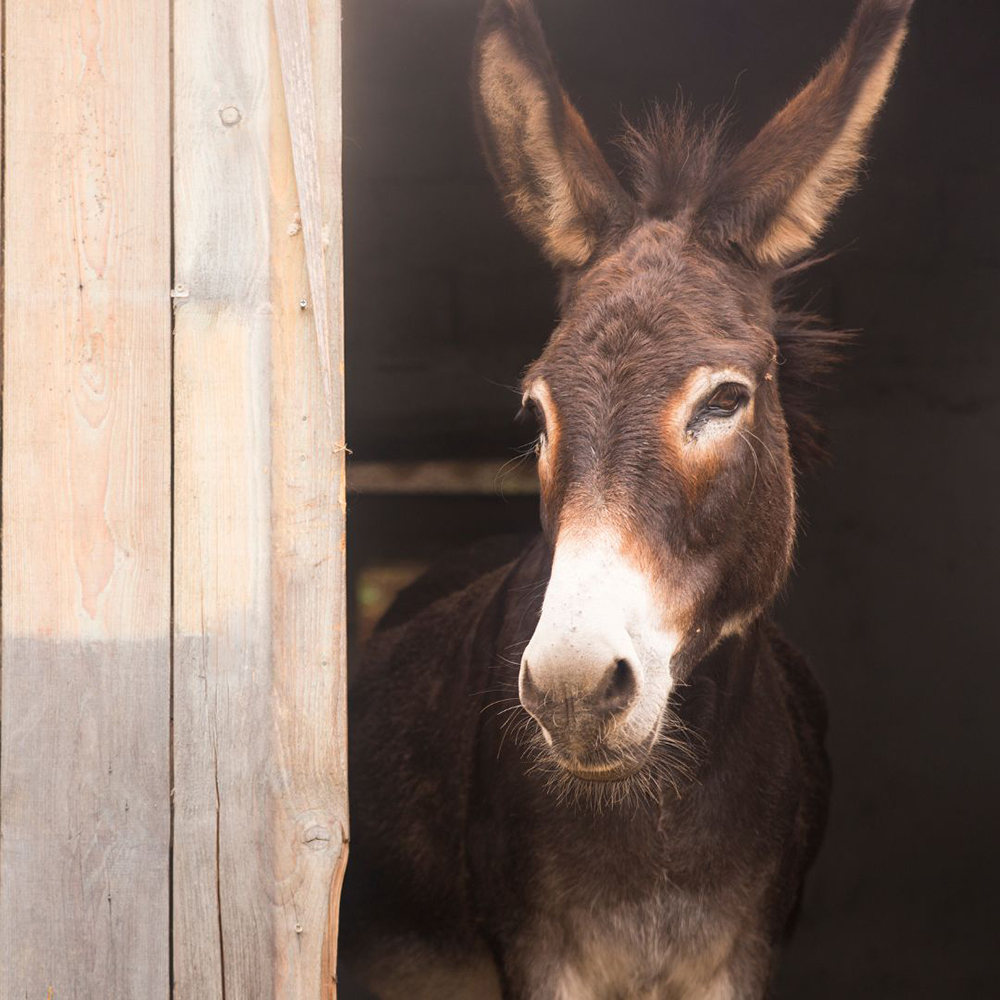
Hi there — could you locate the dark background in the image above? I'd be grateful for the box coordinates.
[342,1,1000,995]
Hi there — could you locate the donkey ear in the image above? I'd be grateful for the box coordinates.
[473,0,633,268]
[707,0,913,266]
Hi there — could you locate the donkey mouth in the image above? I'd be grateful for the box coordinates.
[554,728,659,783]
[563,760,643,783]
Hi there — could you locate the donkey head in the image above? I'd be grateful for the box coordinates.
[474,0,912,782]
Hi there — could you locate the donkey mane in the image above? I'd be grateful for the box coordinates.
[771,304,852,472]
[620,102,732,223]
[620,102,852,472]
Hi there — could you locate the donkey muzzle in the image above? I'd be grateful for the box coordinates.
[518,614,646,772]
[519,655,639,735]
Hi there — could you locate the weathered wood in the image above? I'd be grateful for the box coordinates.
[272,5,349,997]
[274,0,336,420]
[171,1,273,995]
[0,0,172,997]
[172,0,347,996]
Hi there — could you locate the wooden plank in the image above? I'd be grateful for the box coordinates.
[171,1,273,994]
[172,1,347,996]
[271,4,349,996]
[0,0,172,997]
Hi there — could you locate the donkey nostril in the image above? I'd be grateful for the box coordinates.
[598,658,638,715]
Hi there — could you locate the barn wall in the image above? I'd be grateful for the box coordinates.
[0,2,348,998]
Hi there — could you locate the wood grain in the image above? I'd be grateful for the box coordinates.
[0,0,172,996]
[172,0,347,996]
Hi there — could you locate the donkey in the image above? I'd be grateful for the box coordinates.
[341,1,912,997]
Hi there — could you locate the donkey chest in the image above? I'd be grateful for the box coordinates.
[533,880,739,1000]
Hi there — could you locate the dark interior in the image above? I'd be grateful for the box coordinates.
[343,1,1000,995]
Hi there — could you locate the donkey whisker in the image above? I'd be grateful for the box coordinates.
[738,428,761,502]
[741,427,779,470]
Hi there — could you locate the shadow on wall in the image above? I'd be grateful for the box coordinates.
[343,1,1000,996]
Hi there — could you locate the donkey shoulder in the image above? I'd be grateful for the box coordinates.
[343,535,541,968]
[374,532,538,635]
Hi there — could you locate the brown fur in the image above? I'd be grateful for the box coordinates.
[474,0,911,472]
[472,0,635,266]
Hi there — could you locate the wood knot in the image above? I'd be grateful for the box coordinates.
[302,825,332,851]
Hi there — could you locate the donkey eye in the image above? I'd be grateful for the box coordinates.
[519,397,547,437]
[704,382,748,416]
[686,381,750,439]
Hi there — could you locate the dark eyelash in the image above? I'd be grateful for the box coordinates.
[686,384,749,436]
[518,398,546,434]
[706,384,749,412]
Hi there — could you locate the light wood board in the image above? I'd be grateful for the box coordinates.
[0,0,173,996]
[172,1,347,997]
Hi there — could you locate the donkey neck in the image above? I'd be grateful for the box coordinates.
[673,626,770,762]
